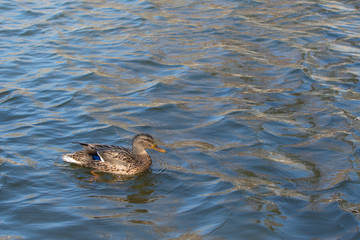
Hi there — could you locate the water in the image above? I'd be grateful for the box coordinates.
[1,0,360,239]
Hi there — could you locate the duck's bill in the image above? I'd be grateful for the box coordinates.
[152,145,166,153]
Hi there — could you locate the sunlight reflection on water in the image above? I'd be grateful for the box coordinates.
[0,0,360,239]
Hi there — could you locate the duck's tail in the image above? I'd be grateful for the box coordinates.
[62,154,81,164]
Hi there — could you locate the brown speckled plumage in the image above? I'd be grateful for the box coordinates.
[62,133,166,175]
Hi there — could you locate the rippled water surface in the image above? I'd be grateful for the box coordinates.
[1,0,360,239]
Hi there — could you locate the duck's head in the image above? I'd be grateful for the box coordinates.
[132,133,166,154]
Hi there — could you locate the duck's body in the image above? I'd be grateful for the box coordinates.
[62,133,166,175]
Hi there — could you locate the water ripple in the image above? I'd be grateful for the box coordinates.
[0,0,360,239]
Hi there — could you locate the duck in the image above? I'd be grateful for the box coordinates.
[62,133,166,175]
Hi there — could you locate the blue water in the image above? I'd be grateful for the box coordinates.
[1,0,360,239]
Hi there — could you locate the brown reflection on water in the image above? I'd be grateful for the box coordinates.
[70,170,163,221]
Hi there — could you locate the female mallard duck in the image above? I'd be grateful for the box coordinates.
[62,133,166,175]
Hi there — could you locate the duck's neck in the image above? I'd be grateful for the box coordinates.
[133,144,147,155]
[133,148,152,165]
[134,152,152,169]
[133,147,147,156]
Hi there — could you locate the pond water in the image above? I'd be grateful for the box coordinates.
[1,0,360,239]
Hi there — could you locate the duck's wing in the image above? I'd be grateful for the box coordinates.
[96,148,134,166]
[74,142,125,155]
